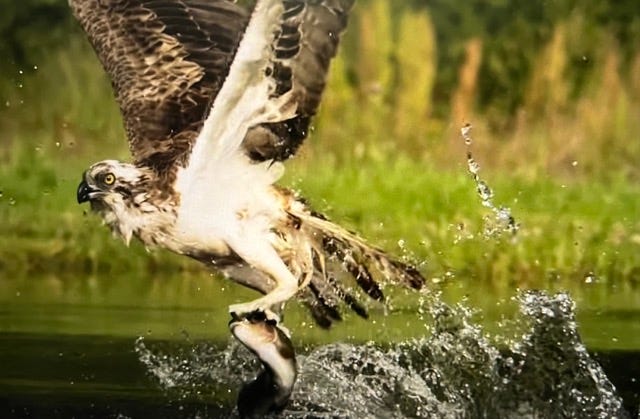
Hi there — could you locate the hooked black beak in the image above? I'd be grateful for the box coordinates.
[77,179,96,204]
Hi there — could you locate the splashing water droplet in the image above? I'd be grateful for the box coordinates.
[477,180,493,201]
[468,158,480,175]
[461,123,473,145]
[460,124,519,238]
[134,290,626,417]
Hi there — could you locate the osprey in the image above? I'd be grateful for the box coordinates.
[71,0,425,327]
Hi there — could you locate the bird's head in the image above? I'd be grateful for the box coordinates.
[77,160,154,240]
[77,160,150,208]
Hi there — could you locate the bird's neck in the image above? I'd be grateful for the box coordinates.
[101,187,176,247]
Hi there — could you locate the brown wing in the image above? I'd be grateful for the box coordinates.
[69,0,249,169]
[243,0,355,161]
[70,0,354,169]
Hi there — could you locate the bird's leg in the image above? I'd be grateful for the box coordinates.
[227,240,300,323]
[225,242,298,416]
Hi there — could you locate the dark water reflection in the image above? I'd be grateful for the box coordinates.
[1,285,639,418]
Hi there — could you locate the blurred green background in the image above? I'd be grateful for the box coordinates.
[1,0,640,344]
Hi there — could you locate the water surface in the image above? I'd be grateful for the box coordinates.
[1,274,639,417]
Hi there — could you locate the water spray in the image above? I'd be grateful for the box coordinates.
[460,123,519,238]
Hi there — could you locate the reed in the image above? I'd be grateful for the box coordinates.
[393,9,437,152]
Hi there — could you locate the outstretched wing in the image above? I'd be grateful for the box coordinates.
[70,0,354,171]
[241,0,355,161]
[69,0,249,169]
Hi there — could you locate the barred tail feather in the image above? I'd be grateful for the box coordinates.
[288,199,426,328]
[305,211,426,290]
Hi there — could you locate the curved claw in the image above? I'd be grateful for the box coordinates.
[229,307,281,325]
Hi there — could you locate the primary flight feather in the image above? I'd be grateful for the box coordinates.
[71,0,425,327]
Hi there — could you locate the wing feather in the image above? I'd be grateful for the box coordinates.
[176,0,355,223]
[243,0,355,161]
[185,0,288,169]
[69,0,249,169]
[71,0,353,171]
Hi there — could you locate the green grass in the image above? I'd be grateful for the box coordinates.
[2,143,639,289]
[289,156,640,285]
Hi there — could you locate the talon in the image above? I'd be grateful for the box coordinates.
[247,310,267,322]
[229,302,260,318]
[228,303,281,325]
[265,318,277,326]
[262,308,280,325]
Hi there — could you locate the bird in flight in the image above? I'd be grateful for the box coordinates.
[71,0,425,327]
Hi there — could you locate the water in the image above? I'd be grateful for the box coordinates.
[461,124,519,238]
[2,281,639,418]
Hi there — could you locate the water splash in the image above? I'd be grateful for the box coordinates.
[136,291,627,418]
[134,336,258,403]
[460,124,519,239]
[504,292,624,418]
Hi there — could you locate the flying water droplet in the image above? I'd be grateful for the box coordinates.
[467,157,480,175]
[461,123,473,145]
[460,124,519,238]
[583,272,597,284]
[477,180,493,202]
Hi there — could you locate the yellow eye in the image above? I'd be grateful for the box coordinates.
[104,173,116,185]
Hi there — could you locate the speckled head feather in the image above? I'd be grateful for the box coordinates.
[79,160,174,244]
